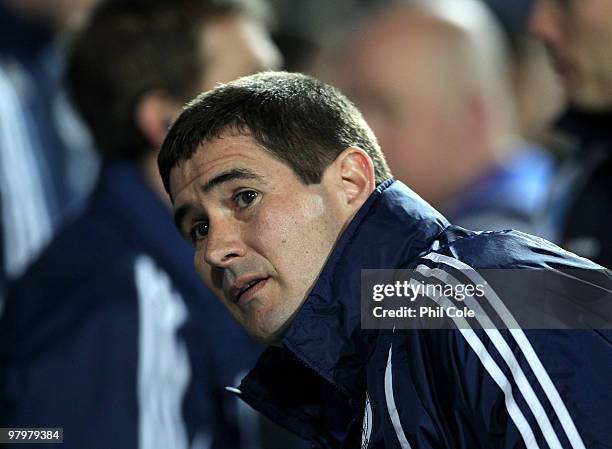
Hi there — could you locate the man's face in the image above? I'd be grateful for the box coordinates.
[170,134,350,344]
[529,0,612,110]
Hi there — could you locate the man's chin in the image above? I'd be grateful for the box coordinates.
[243,313,294,346]
[235,293,308,346]
[250,331,284,347]
[246,322,288,346]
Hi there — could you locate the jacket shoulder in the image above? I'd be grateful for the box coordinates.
[430,227,602,270]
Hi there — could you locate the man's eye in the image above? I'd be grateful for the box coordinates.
[234,190,259,209]
[189,222,209,242]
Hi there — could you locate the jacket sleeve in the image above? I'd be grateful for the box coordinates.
[381,254,612,449]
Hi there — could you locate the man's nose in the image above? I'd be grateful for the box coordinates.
[528,0,562,46]
[204,220,247,268]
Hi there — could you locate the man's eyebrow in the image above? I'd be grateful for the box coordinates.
[173,168,264,231]
[201,168,263,193]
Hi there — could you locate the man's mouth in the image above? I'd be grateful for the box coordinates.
[230,276,269,306]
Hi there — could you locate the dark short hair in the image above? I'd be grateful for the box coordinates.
[158,71,391,196]
[65,0,248,161]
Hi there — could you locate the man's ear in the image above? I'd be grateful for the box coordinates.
[335,146,376,207]
[135,90,182,150]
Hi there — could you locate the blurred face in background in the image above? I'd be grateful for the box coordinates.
[331,10,489,206]
[149,12,281,141]
[513,39,566,139]
[529,0,612,110]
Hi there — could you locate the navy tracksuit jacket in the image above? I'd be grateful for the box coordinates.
[233,180,612,449]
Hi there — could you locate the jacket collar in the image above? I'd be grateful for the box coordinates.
[236,180,449,444]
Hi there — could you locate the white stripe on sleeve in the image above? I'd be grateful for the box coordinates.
[384,343,413,449]
[422,252,586,449]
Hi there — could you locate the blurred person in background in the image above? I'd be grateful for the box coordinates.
[530,0,612,267]
[327,0,563,236]
[0,1,283,448]
[483,0,566,146]
[0,0,100,298]
[268,0,385,75]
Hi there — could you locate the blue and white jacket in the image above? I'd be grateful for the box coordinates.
[233,180,612,449]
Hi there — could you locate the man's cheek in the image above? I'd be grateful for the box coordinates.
[198,260,222,290]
